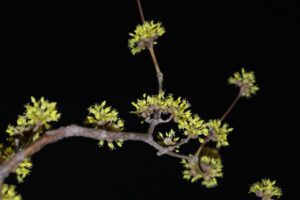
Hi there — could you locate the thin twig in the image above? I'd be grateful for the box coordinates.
[166,152,191,160]
[149,47,164,92]
[158,113,173,123]
[220,91,241,121]
[195,138,210,158]
[157,136,191,156]
[136,0,164,92]
[136,0,145,23]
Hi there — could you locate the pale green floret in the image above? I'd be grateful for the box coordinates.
[182,155,223,188]
[228,68,259,98]
[98,140,123,151]
[15,158,32,183]
[128,20,165,55]
[6,97,61,140]
[0,145,14,162]
[157,129,180,149]
[1,184,22,200]
[206,120,233,148]
[86,101,124,131]
[249,179,282,200]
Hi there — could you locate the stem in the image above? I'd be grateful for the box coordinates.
[166,152,191,160]
[195,141,206,158]
[136,0,145,23]
[136,0,164,92]
[149,47,164,92]
[220,91,241,121]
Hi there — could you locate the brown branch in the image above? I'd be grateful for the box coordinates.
[157,136,191,156]
[145,139,191,160]
[149,47,164,92]
[158,113,174,123]
[220,91,241,121]
[136,0,145,23]
[147,120,158,135]
[135,0,164,92]
[195,138,210,158]
[0,124,192,190]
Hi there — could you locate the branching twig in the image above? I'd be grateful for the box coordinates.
[157,136,191,156]
[0,124,192,189]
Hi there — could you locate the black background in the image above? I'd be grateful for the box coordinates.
[0,1,298,199]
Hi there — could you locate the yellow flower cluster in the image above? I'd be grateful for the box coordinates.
[128,20,165,55]
[0,144,13,162]
[15,158,32,183]
[86,101,124,131]
[1,184,22,200]
[86,101,125,150]
[249,179,282,199]
[98,140,123,151]
[182,155,223,188]
[131,92,208,138]
[6,97,61,140]
[228,68,259,98]
[207,120,233,148]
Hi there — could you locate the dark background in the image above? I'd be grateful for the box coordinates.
[0,0,298,199]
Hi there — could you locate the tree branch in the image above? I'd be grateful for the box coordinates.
[0,124,192,190]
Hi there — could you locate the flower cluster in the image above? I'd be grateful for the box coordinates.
[249,179,282,200]
[86,101,124,131]
[86,101,124,150]
[1,184,22,200]
[182,153,223,188]
[15,158,32,183]
[178,114,208,140]
[128,20,165,55]
[0,144,13,163]
[228,68,259,98]
[206,120,233,148]
[98,140,123,151]
[157,129,179,148]
[131,92,208,138]
[6,97,61,141]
